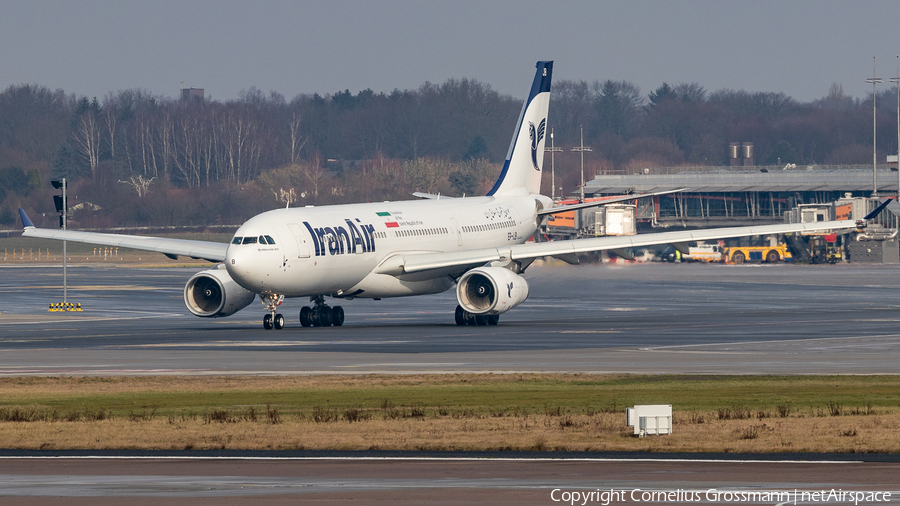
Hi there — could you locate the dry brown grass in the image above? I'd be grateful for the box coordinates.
[1,410,897,452]
[1,375,898,452]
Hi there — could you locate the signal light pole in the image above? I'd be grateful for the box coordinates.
[571,125,591,203]
[545,127,563,201]
[891,56,900,200]
[866,57,883,197]
[51,179,67,306]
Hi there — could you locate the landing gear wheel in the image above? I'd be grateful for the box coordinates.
[299,306,312,327]
[263,313,273,330]
[274,313,285,330]
[455,305,467,326]
[466,312,477,325]
[487,314,500,325]
[766,250,780,263]
[475,314,488,326]
[318,306,333,327]
[331,306,344,326]
[732,251,745,264]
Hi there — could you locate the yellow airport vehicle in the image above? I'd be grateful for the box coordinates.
[724,244,792,264]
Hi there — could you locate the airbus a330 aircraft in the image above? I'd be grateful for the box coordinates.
[19,61,887,329]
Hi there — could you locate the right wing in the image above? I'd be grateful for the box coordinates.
[377,218,869,278]
[382,198,892,277]
[18,209,228,262]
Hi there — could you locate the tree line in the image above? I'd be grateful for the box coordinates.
[1,77,898,227]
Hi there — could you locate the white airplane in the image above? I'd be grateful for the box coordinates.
[18,61,888,330]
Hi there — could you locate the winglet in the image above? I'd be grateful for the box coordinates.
[18,208,35,229]
[863,199,892,220]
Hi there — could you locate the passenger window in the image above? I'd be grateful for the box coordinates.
[232,237,243,245]
[242,237,258,245]
[264,235,276,245]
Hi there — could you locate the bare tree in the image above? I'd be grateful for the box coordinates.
[118,175,155,198]
[73,111,101,177]
[288,111,306,164]
[102,92,119,159]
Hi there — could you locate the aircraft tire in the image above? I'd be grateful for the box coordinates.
[475,314,488,326]
[318,306,333,327]
[331,306,344,326]
[299,307,312,327]
[487,314,500,325]
[455,305,467,326]
[263,314,273,330]
[274,313,284,330]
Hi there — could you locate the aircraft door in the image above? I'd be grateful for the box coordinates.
[287,223,312,258]
[450,218,463,246]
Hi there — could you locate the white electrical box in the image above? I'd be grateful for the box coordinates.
[626,404,672,436]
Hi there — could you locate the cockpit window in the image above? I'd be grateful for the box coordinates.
[231,237,243,245]
[242,237,258,245]
[258,235,267,244]
[264,235,276,245]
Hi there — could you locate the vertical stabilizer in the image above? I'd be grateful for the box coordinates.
[486,61,553,197]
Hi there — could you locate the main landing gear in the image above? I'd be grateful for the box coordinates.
[455,305,499,326]
[260,294,345,330]
[261,293,285,330]
[299,295,344,327]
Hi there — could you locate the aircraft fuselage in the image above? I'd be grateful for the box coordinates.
[225,194,552,299]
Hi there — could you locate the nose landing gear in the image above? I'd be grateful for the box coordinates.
[261,293,285,330]
[299,295,344,327]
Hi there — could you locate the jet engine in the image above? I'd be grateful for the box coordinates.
[456,267,529,315]
[183,265,256,317]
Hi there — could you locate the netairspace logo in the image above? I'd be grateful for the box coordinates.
[549,488,893,506]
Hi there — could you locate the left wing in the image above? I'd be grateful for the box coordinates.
[538,188,686,216]
[412,192,455,200]
[18,209,228,262]
[376,218,870,277]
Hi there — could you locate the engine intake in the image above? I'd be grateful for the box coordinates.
[184,266,255,317]
[456,267,528,315]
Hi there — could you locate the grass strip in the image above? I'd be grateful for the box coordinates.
[0,374,898,452]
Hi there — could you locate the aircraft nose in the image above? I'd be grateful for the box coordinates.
[225,244,258,290]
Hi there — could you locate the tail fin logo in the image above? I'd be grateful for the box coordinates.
[529,119,546,171]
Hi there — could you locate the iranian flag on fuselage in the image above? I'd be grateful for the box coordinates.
[377,211,399,228]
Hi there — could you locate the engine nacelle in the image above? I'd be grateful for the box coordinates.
[184,265,256,317]
[456,267,529,315]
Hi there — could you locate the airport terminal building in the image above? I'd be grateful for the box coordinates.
[581,164,900,230]
[557,164,900,263]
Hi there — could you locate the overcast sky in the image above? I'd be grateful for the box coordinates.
[3,0,900,103]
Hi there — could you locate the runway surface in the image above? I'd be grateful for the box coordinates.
[3,262,900,504]
[2,262,900,375]
[1,456,898,505]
